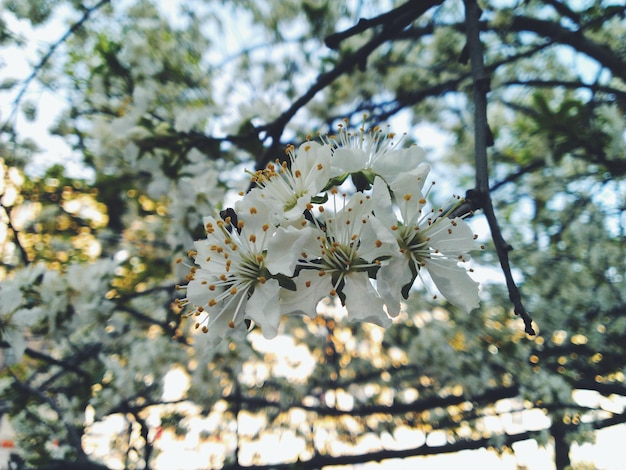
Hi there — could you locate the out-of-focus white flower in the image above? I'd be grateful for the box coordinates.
[372,177,480,314]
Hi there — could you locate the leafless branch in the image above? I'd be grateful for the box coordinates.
[463,0,535,335]
[0,200,29,264]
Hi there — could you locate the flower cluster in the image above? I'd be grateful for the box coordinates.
[176,122,480,345]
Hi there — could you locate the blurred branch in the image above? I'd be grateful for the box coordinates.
[538,0,581,24]
[115,304,190,346]
[0,0,112,134]
[231,384,520,418]
[130,411,154,469]
[24,346,94,381]
[324,0,433,49]
[9,369,89,461]
[501,79,626,104]
[489,160,544,192]
[220,377,626,469]
[509,14,626,81]
[357,39,553,125]
[0,200,30,264]
[463,0,535,335]
[224,428,537,470]
[253,0,445,172]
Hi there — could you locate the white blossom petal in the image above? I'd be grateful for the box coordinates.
[280,270,329,318]
[376,257,413,316]
[344,272,391,327]
[372,146,427,185]
[427,217,476,255]
[425,258,480,313]
[245,279,281,339]
[331,148,367,175]
[266,225,314,276]
[371,177,396,228]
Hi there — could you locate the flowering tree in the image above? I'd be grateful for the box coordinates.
[1,1,625,469]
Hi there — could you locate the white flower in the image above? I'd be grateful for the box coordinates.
[249,141,331,222]
[322,122,426,187]
[372,177,480,314]
[277,190,398,327]
[179,198,283,345]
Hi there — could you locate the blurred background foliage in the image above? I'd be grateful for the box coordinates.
[0,0,625,469]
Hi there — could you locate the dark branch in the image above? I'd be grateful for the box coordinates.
[0,200,30,264]
[223,428,538,470]
[508,14,626,81]
[9,369,89,461]
[463,0,535,334]
[324,0,433,49]
[228,385,520,418]
[253,0,445,172]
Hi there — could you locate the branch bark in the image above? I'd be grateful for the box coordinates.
[463,0,535,335]
[253,0,445,171]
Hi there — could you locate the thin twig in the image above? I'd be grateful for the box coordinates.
[463,0,535,335]
[0,201,29,264]
[1,0,112,134]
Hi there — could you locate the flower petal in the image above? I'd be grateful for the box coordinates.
[427,217,475,255]
[266,226,314,276]
[425,258,480,313]
[280,270,329,318]
[372,146,427,184]
[204,290,249,346]
[245,279,281,339]
[358,213,399,262]
[343,272,391,327]
[375,256,413,316]
[332,148,368,175]
[371,177,396,228]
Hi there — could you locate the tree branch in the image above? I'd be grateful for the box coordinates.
[9,369,89,461]
[1,0,112,134]
[324,0,431,49]
[228,385,520,418]
[0,200,30,265]
[508,14,626,81]
[253,0,445,172]
[464,0,535,335]
[223,428,538,470]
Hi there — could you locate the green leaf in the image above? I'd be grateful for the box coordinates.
[321,173,349,191]
[310,193,328,204]
[274,273,297,291]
